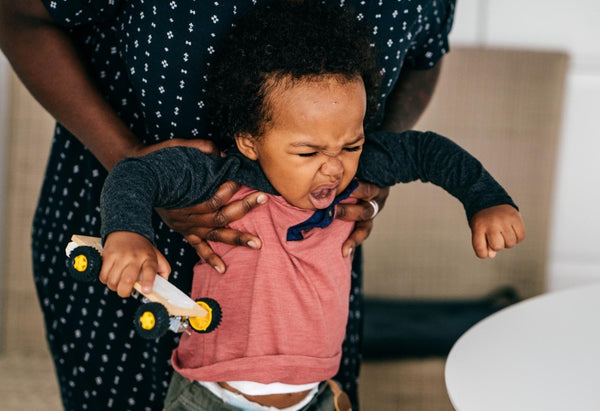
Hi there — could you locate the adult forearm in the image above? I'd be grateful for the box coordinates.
[380,61,443,132]
[0,1,140,170]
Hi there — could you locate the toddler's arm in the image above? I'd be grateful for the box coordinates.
[357,130,525,258]
[99,231,171,297]
[357,130,518,218]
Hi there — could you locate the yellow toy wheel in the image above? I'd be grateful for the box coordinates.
[189,298,221,333]
[133,302,169,340]
[67,246,101,282]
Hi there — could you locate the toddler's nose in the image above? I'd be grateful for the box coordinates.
[321,157,343,180]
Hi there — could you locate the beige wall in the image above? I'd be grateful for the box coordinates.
[451,0,600,291]
[363,48,566,301]
[1,73,53,354]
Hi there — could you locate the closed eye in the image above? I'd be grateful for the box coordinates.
[343,145,362,152]
[298,152,318,157]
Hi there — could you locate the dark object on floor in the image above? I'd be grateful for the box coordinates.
[362,287,520,359]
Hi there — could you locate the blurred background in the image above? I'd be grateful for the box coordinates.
[0,1,599,410]
[449,0,600,292]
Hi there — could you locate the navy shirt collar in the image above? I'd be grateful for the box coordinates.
[286,180,359,242]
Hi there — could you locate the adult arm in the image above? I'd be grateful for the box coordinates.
[0,1,263,261]
[380,63,443,133]
[0,0,142,170]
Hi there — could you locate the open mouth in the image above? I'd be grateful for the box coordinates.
[309,184,339,209]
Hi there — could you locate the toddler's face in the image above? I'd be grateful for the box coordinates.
[236,76,366,210]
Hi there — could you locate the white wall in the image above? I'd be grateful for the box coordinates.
[449,0,600,290]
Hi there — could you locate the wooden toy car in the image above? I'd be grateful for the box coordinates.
[65,234,221,340]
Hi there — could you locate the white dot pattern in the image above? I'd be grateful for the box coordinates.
[34,1,454,409]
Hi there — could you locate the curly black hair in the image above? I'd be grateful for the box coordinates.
[206,0,380,149]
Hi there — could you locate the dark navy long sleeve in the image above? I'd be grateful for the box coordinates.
[357,131,516,221]
[101,130,516,242]
[100,149,276,242]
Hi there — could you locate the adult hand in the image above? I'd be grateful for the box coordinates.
[156,181,268,274]
[470,204,526,259]
[335,181,390,257]
[131,138,268,274]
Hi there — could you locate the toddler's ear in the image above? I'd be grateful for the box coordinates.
[234,133,259,160]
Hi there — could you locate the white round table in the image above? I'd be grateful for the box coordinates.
[445,282,600,411]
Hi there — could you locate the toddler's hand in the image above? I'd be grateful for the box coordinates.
[99,232,171,297]
[470,204,525,259]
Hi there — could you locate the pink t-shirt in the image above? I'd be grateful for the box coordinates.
[172,186,355,384]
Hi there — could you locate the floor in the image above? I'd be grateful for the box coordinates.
[0,349,453,411]
[0,352,62,411]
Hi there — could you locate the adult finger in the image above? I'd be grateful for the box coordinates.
[193,181,244,214]
[349,180,382,201]
[339,183,389,222]
[336,201,377,222]
[341,220,373,257]
[201,227,262,249]
[156,182,244,227]
[185,234,226,274]
[156,190,267,235]
[196,190,268,227]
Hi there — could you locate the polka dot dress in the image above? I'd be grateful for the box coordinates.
[35,1,454,409]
